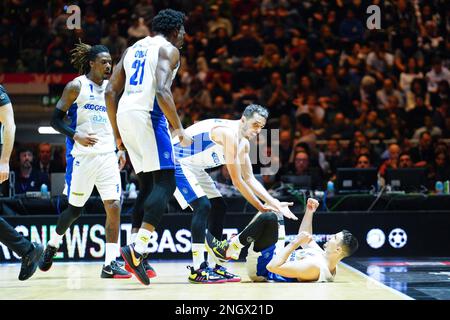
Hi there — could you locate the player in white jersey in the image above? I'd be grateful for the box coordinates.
[106,9,192,286]
[168,104,299,284]
[206,198,359,282]
[39,43,130,279]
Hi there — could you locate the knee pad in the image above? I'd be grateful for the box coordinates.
[260,211,278,224]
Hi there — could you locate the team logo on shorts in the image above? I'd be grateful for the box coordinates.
[163,151,170,159]
[182,187,188,194]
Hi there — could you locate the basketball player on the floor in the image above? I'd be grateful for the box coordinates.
[207,198,359,282]
[0,84,44,281]
[39,43,131,279]
[169,104,298,284]
[106,9,192,285]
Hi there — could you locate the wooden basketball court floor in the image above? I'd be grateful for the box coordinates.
[0,261,411,300]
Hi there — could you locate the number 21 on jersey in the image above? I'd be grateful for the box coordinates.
[130,49,147,86]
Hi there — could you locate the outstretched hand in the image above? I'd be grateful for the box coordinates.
[270,200,298,220]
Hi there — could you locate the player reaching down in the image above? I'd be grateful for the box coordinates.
[206,198,359,282]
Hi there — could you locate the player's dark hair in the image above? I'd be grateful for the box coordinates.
[152,9,185,37]
[70,40,109,74]
[340,230,359,257]
[243,104,269,119]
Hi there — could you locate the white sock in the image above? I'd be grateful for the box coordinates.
[230,235,244,248]
[134,228,152,255]
[105,243,118,266]
[130,233,137,245]
[191,243,206,270]
[47,230,64,248]
[227,236,244,259]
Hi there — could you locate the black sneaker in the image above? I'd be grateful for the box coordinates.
[205,230,230,263]
[124,253,157,278]
[38,244,58,272]
[213,264,241,283]
[120,244,149,285]
[18,242,44,281]
[187,262,226,284]
[101,260,132,279]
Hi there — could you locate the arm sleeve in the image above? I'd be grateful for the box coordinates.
[51,108,76,139]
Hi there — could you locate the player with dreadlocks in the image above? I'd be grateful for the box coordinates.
[39,41,131,279]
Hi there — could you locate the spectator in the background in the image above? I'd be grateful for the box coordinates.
[101,23,128,63]
[45,35,70,72]
[376,78,404,110]
[405,78,429,111]
[231,24,262,58]
[207,4,233,37]
[399,57,423,95]
[426,57,450,94]
[294,113,317,154]
[186,5,207,35]
[340,139,368,168]
[379,143,401,177]
[14,147,49,194]
[207,27,231,60]
[127,14,150,43]
[366,43,394,82]
[206,69,233,104]
[82,10,102,45]
[412,115,442,140]
[432,99,449,130]
[233,56,262,90]
[134,0,154,23]
[339,8,364,43]
[33,143,64,179]
[323,139,342,178]
[278,130,293,171]
[410,131,434,167]
[261,71,290,118]
[234,84,259,113]
[398,152,414,168]
[288,151,323,190]
[407,95,433,130]
[355,154,372,169]
[210,95,233,119]
[428,150,450,184]
[385,112,407,141]
[358,75,377,106]
[325,112,354,140]
[360,110,386,140]
[429,80,449,109]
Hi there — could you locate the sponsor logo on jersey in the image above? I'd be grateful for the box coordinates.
[84,104,107,112]
[92,114,107,124]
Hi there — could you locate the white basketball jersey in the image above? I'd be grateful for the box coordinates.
[66,75,115,157]
[173,119,240,169]
[289,247,335,282]
[118,35,179,114]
